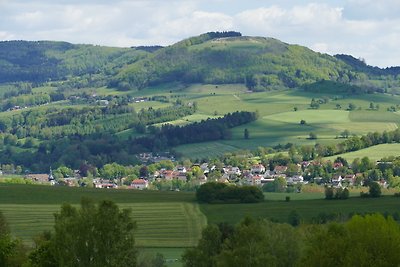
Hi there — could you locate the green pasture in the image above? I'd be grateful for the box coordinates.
[201,196,400,225]
[0,184,195,204]
[153,113,220,127]
[324,143,400,162]
[166,86,400,159]
[0,202,206,247]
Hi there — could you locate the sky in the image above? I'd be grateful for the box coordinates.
[1,0,399,67]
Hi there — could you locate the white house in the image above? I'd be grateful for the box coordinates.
[251,164,266,174]
[131,179,149,190]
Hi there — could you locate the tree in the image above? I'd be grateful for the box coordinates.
[244,128,249,139]
[0,211,27,266]
[369,102,375,110]
[182,224,223,267]
[301,214,400,267]
[368,181,381,198]
[216,218,300,267]
[324,186,334,200]
[310,98,320,109]
[348,103,356,110]
[308,132,317,140]
[47,199,137,267]
[340,129,350,138]
[300,119,306,125]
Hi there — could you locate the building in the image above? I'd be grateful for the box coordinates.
[131,179,149,190]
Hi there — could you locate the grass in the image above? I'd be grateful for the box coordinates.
[0,184,196,204]
[0,202,206,247]
[200,195,400,225]
[165,86,400,159]
[0,184,205,251]
[324,143,400,162]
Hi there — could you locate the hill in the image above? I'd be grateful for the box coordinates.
[0,33,399,170]
[0,40,148,84]
[111,32,356,91]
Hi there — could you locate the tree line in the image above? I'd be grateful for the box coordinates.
[183,213,400,267]
[132,111,257,151]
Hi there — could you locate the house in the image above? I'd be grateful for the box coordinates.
[160,170,174,180]
[94,181,118,189]
[131,179,149,190]
[263,170,275,178]
[331,174,343,188]
[176,166,187,173]
[175,172,187,182]
[333,162,344,170]
[343,174,356,186]
[286,175,304,185]
[274,165,288,175]
[251,175,263,186]
[25,171,55,184]
[251,164,266,174]
[223,166,241,176]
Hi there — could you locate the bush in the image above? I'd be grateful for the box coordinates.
[196,182,264,203]
[325,186,349,200]
[369,181,381,198]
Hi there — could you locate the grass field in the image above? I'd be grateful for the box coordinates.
[324,143,400,162]
[2,184,400,267]
[165,85,400,158]
[200,196,400,225]
[0,184,196,204]
[0,184,204,266]
[0,202,206,247]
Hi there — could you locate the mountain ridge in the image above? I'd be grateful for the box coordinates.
[0,32,399,94]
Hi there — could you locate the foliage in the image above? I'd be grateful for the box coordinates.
[0,211,27,266]
[301,213,400,267]
[196,182,264,203]
[325,186,349,200]
[368,181,382,198]
[183,218,300,267]
[33,198,137,267]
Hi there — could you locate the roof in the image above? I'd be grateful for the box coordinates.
[131,179,148,184]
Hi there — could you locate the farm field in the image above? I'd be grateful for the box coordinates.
[2,184,400,266]
[324,143,400,162]
[0,202,206,247]
[168,85,400,158]
[200,196,400,225]
[0,184,204,267]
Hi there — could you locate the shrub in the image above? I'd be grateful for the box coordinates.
[369,181,381,198]
[196,182,264,203]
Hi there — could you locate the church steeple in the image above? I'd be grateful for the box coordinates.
[48,167,54,181]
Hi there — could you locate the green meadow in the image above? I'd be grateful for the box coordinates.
[324,143,400,162]
[2,184,400,267]
[201,196,400,225]
[165,84,400,158]
[0,184,204,267]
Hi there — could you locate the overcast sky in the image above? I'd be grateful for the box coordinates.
[1,0,399,67]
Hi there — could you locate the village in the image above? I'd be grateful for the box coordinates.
[19,150,393,193]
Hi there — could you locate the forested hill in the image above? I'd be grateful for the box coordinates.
[0,40,149,84]
[108,32,399,91]
[1,32,399,92]
[111,32,354,91]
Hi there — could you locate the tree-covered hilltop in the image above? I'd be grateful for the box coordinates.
[1,32,400,94]
[0,40,148,84]
[111,33,357,90]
